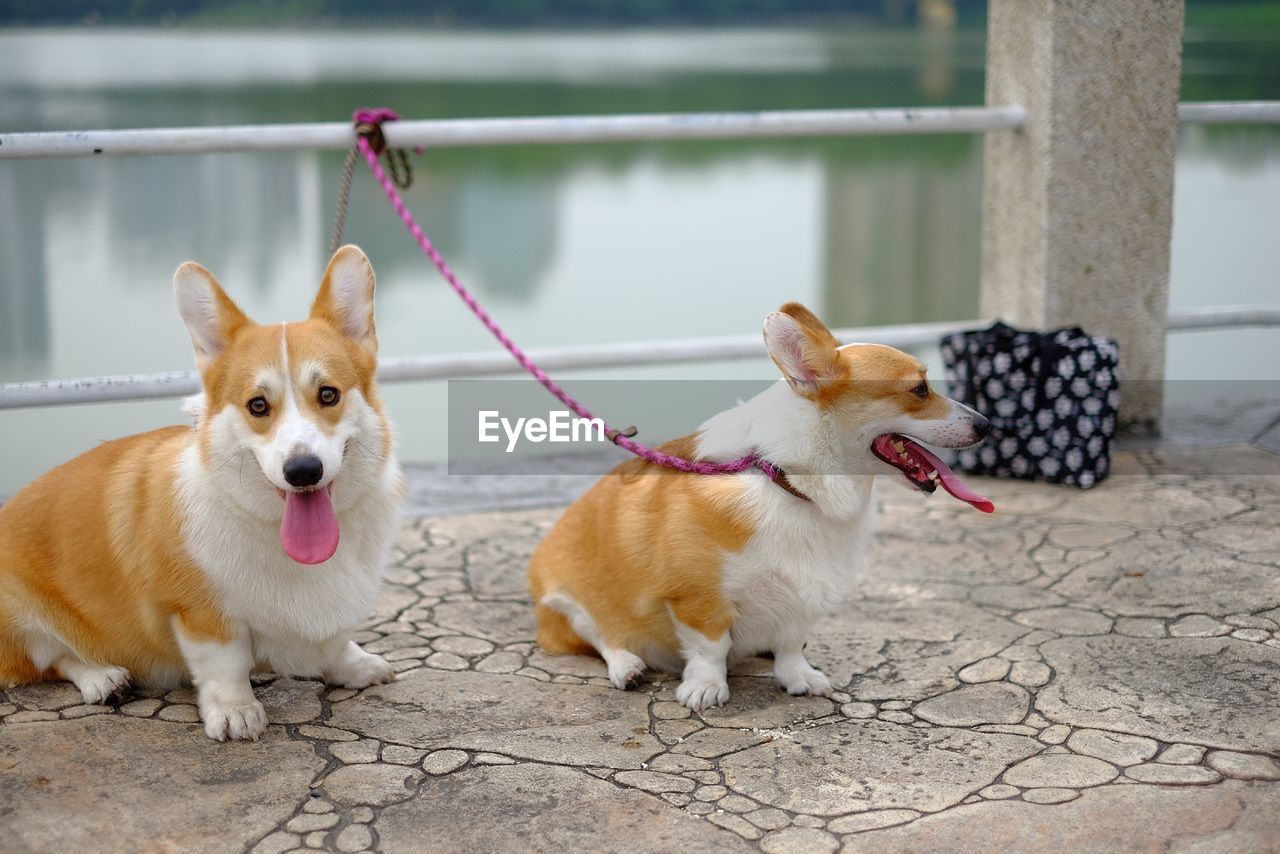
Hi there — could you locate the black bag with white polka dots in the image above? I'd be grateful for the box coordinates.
[939,322,1120,489]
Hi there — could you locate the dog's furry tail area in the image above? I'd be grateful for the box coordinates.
[534,603,597,658]
[0,629,46,687]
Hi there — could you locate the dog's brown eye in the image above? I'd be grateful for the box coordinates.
[247,397,270,417]
[912,382,929,399]
[318,386,340,407]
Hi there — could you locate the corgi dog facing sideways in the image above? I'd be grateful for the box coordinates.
[529,303,993,711]
[0,245,403,741]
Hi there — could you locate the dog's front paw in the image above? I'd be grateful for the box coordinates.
[774,658,833,697]
[329,646,396,690]
[200,697,267,742]
[76,665,132,705]
[605,651,647,690]
[676,677,730,712]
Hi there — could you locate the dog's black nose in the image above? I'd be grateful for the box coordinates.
[283,454,324,488]
[973,414,992,440]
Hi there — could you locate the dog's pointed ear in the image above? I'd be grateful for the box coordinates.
[763,302,844,395]
[174,262,252,372]
[312,245,377,354]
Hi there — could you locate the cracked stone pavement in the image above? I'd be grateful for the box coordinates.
[3,443,1280,853]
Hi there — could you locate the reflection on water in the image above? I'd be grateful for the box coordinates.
[0,167,50,371]
[823,143,982,326]
[1,26,1278,497]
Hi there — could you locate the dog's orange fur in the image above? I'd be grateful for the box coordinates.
[773,302,948,416]
[0,263,381,690]
[0,428,232,686]
[529,435,754,657]
[194,317,384,462]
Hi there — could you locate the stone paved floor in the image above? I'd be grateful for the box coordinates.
[3,444,1280,853]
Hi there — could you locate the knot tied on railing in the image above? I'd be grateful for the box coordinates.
[330,108,419,255]
[352,107,397,156]
[353,107,417,190]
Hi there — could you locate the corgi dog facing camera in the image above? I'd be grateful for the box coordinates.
[529,303,992,711]
[0,245,403,740]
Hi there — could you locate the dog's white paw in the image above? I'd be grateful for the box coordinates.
[774,659,833,697]
[201,697,267,742]
[330,648,396,690]
[676,677,730,712]
[604,651,647,690]
[74,665,131,705]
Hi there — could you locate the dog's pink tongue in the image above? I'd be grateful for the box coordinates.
[908,441,996,514]
[280,488,340,565]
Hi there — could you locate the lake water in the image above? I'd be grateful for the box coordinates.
[1,26,1278,497]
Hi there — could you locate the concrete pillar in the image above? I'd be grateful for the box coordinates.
[980,0,1185,434]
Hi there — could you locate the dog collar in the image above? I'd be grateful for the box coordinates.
[755,460,812,503]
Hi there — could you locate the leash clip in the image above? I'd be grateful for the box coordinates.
[606,425,639,444]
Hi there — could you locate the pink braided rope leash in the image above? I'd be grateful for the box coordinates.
[353,108,774,479]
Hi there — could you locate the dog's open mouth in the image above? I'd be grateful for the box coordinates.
[277,484,340,565]
[871,433,994,514]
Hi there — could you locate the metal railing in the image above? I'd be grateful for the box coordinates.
[1176,101,1280,125]
[2,101,1277,161]
[0,106,1027,159]
[3,307,1278,410]
[1,102,1277,409]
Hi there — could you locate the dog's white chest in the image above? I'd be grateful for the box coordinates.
[721,500,875,655]
[189,512,392,642]
[176,449,401,648]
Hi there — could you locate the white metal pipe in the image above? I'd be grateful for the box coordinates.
[0,371,203,410]
[0,319,975,409]
[2,101,1276,161]
[3,101,1279,162]
[2,106,1026,159]
[1164,304,1280,330]
[3,307,1278,410]
[376,319,974,382]
[1177,101,1280,125]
